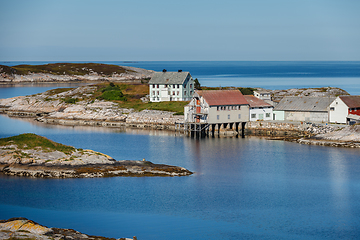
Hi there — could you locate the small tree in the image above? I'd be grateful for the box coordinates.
[194,78,201,90]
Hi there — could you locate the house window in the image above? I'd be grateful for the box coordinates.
[173,84,175,88]
[157,91,159,95]
[165,84,167,87]
[177,91,179,96]
[217,106,220,111]
[152,91,155,96]
[173,91,175,95]
[184,91,187,95]
[330,107,335,111]
[217,115,219,120]
[152,84,155,88]
[238,114,241,119]
[251,113,256,118]
[190,84,193,88]
[190,91,193,95]
[266,113,270,118]
[228,114,230,119]
[157,84,159,88]
[177,84,179,88]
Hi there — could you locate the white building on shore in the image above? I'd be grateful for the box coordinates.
[244,95,273,121]
[148,71,195,102]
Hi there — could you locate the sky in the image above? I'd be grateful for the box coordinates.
[0,0,359,61]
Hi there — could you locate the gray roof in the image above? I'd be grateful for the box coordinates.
[274,96,336,112]
[148,72,191,85]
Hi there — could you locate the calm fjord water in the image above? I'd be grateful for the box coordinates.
[1,61,360,239]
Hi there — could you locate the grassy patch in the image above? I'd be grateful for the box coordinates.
[0,133,75,154]
[62,97,79,104]
[119,100,188,114]
[238,87,257,95]
[97,83,127,101]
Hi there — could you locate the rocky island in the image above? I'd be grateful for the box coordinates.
[0,133,193,178]
[0,217,136,240]
[0,63,154,84]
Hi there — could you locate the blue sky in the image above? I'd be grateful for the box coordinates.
[0,0,359,61]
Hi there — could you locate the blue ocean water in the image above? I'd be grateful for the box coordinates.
[1,61,360,95]
[1,114,360,239]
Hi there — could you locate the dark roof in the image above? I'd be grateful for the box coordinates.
[148,72,191,85]
[340,96,360,108]
[274,96,335,112]
[244,95,273,108]
[196,90,248,106]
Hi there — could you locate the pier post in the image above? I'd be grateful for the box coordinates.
[241,122,246,138]
[190,124,195,138]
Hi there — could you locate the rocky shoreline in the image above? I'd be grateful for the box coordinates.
[0,85,183,129]
[0,134,193,178]
[0,85,359,148]
[0,217,136,240]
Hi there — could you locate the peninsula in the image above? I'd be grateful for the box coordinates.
[0,133,193,178]
[0,63,154,84]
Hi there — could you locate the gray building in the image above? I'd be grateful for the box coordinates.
[273,96,335,122]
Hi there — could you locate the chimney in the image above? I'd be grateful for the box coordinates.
[178,69,182,72]
[162,69,167,72]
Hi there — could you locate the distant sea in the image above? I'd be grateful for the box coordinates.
[1,61,360,95]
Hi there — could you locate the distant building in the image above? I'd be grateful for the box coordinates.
[253,90,273,105]
[148,71,194,102]
[244,95,273,121]
[184,90,249,124]
[273,96,335,122]
[329,96,360,124]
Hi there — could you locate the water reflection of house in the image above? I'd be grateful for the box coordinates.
[184,90,249,137]
[329,96,360,124]
[148,70,194,102]
[273,96,335,122]
[243,95,273,121]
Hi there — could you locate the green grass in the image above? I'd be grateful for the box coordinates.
[97,83,127,101]
[0,133,75,154]
[0,63,134,76]
[62,97,79,104]
[238,87,257,95]
[120,101,188,115]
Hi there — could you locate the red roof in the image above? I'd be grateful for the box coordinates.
[196,90,248,106]
[244,95,273,108]
[340,96,360,108]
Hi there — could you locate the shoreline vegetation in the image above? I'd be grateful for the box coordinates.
[0,217,136,240]
[0,133,193,178]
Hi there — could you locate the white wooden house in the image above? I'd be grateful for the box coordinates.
[329,96,360,124]
[148,71,194,102]
[244,95,273,121]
